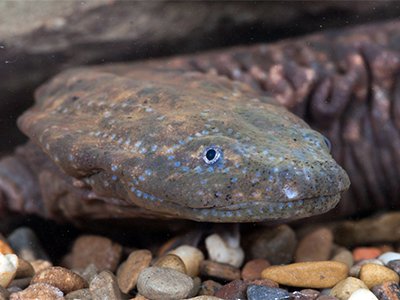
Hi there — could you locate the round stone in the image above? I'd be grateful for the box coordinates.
[0,240,13,255]
[70,235,122,272]
[214,279,247,300]
[15,258,35,279]
[247,225,297,265]
[117,249,152,293]
[205,233,244,268]
[359,263,400,289]
[295,227,333,262]
[348,288,378,300]
[31,266,88,294]
[387,259,400,275]
[378,252,400,265]
[200,260,241,281]
[169,245,204,277]
[241,259,271,281]
[332,247,354,269]
[30,259,52,274]
[246,285,290,300]
[7,227,49,261]
[0,253,17,288]
[261,261,348,288]
[154,254,186,274]
[372,282,400,300]
[137,267,194,300]
[90,270,122,300]
[349,259,383,277]
[9,283,63,300]
[353,247,382,261]
[329,277,368,300]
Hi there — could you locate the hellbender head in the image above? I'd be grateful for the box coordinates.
[19,66,350,222]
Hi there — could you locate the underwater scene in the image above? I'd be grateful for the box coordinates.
[1,2,400,299]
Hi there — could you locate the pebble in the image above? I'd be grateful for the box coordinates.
[0,253,17,288]
[291,288,320,299]
[15,257,35,278]
[0,240,13,255]
[137,267,194,300]
[79,263,98,283]
[247,225,297,265]
[352,247,382,261]
[154,253,186,274]
[295,227,333,262]
[9,282,64,300]
[214,279,247,299]
[378,252,400,265]
[169,245,204,277]
[30,259,53,273]
[349,259,384,277]
[186,297,224,300]
[0,286,9,300]
[247,278,279,288]
[371,281,400,300]
[205,233,244,268]
[200,260,241,281]
[261,261,348,288]
[188,276,202,298]
[65,288,92,300]
[331,248,354,269]
[359,263,400,289]
[7,227,49,261]
[347,288,378,300]
[31,266,88,294]
[241,259,270,280]
[329,277,368,300]
[317,296,340,300]
[90,270,122,300]
[8,277,32,289]
[334,213,400,247]
[387,259,400,275]
[247,284,291,300]
[70,235,122,272]
[117,249,152,293]
[198,280,222,296]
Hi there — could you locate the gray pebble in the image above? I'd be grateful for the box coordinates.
[137,266,194,300]
[66,288,92,300]
[0,286,9,300]
[89,270,122,300]
[387,259,400,275]
[246,225,297,265]
[7,227,49,261]
[247,285,291,300]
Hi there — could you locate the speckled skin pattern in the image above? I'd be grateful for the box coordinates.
[3,20,397,223]
[7,67,347,223]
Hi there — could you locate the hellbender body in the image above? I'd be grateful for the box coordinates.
[2,20,399,223]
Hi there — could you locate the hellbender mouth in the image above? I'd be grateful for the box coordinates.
[173,193,342,222]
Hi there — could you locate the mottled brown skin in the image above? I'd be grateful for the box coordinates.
[2,20,398,223]
[1,68,347,223]
[141,20,400,217]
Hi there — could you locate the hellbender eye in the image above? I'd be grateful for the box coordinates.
[323,136,331,152]
[203,147,222,165]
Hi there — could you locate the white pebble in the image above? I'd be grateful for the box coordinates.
[205,234,244,268]
[378,252,400,265]
[348,288,378,300]
[0,253,18,287]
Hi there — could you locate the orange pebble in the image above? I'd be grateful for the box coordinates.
[0,239,13,254]
[353,247,382,261]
